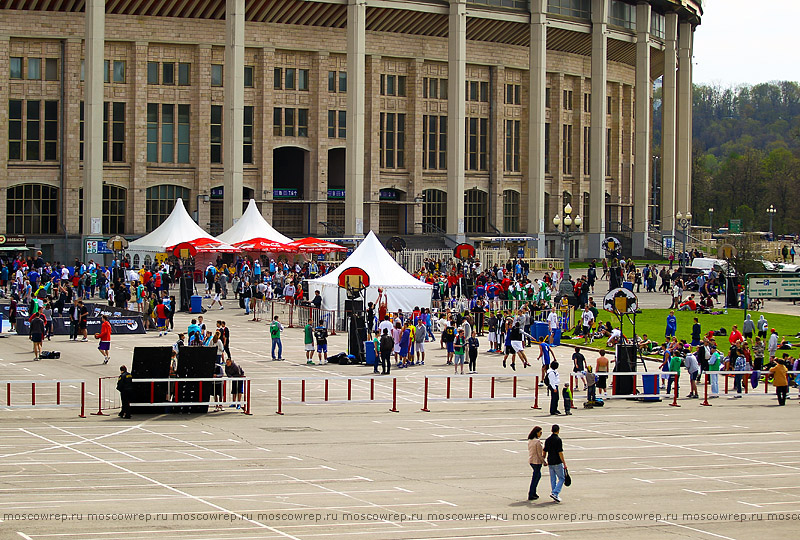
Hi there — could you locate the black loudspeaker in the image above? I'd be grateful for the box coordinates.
[725,277,738,308]
[344,299,364,313]
[347,314,367,363]
[613,344,638,396]
[180,276,194,312]
[131,347,172,413]
[175,346,216,413]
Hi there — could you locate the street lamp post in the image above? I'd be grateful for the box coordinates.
[708,207,714,232]
[553,203,583,281]
[676,210,692,281]
[767,204,776,238]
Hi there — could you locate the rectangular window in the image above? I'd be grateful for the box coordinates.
[606,127,612,176]
[162,62,174,85]
[379,112,405,168]
[26,100,40,161]
[28,57,41,80]
[505,84,521,105]
[380,75,406,97]
[465,117,488,171]
[161,104,174,162]
[10,57,22,79]
[42,100,58,160]
[328,110,336,138]
[327,70,347,92]
[607,95,612,115]
[440,79,448,99]
[584,92,591,113]
[178,62,191,86]
[398,76,406,97]
[480,81,489,102]
[544,122,550,174]
[102,102,109,162]
[243,105,253,164]
[147,103,158,162]
[298,69,309,91]
[328,110,346,139]
[328,71,336,92]
[243,65,254,88]
[177,104,190,163]
[583,126,591,175]
[545,87,551,108]
[274,68,281,89]
[80,59,84,81]
[273,107,282,136]
[45,58,59,81]
[422,115,447,170]
[285,68,295,90]
[562,124,572,175]
[297,108,308,137]
[211,64,223,87]
[563,89,573,110]
[339,71,347,92]
[284,108,295,137]
[113,60,125,83]
[79,101,84,160]
[103,59,110,83]
[505,119,520,172]
[147,61,159,84]
[338,110,346,138]
[210,105,222,164]
[112,102,125,162]
[8,99,22,160]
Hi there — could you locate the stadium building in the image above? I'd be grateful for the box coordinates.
[0,0,701,261]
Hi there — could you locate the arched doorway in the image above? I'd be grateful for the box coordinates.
[464,188,488,234]
[421,189,446,233]
[273,147,309,236]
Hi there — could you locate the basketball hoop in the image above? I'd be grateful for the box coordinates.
[339,267,370,299]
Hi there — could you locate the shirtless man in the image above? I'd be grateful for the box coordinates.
[595,350,610,396]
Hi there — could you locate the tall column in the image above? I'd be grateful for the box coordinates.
[130,41,149,235]
[527,1,547,256]
[447,0,466,241]
[676,21,693,221]
[196,44,213,229]
[661,12,678,236]
[83,0,104,238]
[489,65,504,232]
[223,0,245,229]
[408,58,424,234]
[587,0,608,259]
[0,36,9,232]
[632,2,651,256]
[259,47,275,222]
[345,0,366,236]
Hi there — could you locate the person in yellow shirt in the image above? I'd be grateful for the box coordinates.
[407,322,416,366]
[769,355,790,406]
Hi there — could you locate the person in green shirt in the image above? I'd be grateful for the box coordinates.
[453,328,466,374]
[667,351,682,395]
[269,315,284,360]
[708,346,722,396]
[304,318,315,365]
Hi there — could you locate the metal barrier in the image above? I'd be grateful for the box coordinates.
[93,376,252,415]
[276,376,399,414]
[288,304,338,335]
[419,374,542,412]
[2,379,86,417]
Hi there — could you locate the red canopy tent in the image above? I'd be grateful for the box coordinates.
[232,238,298,253]
[166,237,240,253]
[287,237,348,254]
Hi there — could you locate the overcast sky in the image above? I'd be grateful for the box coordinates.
[692,0,800,87]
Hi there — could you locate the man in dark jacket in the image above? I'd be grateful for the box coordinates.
[379,328,394,375]
[117,365,134,419]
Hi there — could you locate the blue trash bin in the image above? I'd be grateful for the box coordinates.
[641,373,661,401]
[190,295,203,314]
[534,321,549,340]
[364,341,377,366]
[622,281,634,291]
[552,328,562,346]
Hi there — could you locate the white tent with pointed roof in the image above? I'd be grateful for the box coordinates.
[217,199,293,245]
[127,198,218,254]
[307,231,432,313]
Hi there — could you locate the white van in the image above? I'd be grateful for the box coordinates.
[690,257,726,274]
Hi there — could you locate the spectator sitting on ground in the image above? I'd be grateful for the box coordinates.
[778,339,793,350]
[678,294,697,312]
[637,334,654,353]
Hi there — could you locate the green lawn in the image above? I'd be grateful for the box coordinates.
[561,308,800,359]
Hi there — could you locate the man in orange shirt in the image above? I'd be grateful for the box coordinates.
[97,314,112,365]
[769,355,790,406]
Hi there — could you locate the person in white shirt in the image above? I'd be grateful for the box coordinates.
[580,306,594,344]
[547,309,560,343]
[684,349,700,398]
[546,361,561,415]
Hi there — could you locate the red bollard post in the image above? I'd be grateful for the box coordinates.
[348,379,352,401]
[244,380,252,415]
[725,374,729,395]
[31,382,35,406]
[612,373,616,396]
[324,379,329,401]
[513,376,517,398]
[446,377,451,400]
[198,381,203,402]
[150,381,155,404]
[276,379,284,415]
[469,376,473,399]
[765,371,769,394]
[56,382,61,406]
[491,377,495,399]
[701,373,711,406]
[174,381,179,403]
[389,378,399,412]
[370,378,375,401]
[301,380,306,402]
[669,375,680,407]
[79,381,86,418]
[421,377,430,412]
[532,376,540,409]
[744,373,749,394]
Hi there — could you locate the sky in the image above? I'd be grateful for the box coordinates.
[692,0,800,87]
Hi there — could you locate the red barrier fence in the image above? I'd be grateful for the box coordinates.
[93,377,252,415]
[2,379,86,417]
[419,374,542,412]
[276,376,398,414]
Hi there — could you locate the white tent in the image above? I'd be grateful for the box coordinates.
[217,199,293,245]
[127,198,218,254]
[307,231,432,313]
